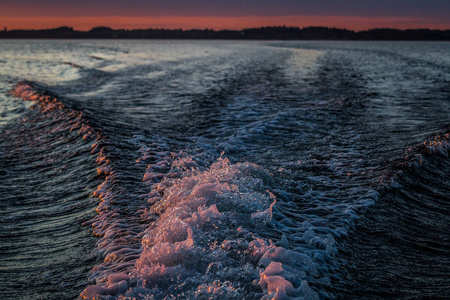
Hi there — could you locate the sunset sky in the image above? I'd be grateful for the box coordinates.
[0,0,449,31]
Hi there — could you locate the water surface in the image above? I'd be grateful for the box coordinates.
[0,40,449,299]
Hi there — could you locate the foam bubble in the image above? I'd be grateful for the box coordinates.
[82,157,320,299]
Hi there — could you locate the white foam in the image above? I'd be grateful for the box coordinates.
[82,157,320,299]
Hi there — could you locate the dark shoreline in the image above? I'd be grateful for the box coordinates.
[1,26,450,40]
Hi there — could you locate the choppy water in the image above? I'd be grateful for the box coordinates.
[0,40,449,300]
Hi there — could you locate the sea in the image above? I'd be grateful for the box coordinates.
[0,40,449,300]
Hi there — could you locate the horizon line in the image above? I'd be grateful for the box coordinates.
[3,25,450,32]
[1,15,450,32]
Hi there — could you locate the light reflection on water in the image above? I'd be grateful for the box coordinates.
[0,40,449,299]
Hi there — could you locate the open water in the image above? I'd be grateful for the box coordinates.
[0,40,449,299]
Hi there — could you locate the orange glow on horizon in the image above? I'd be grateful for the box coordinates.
[1,15,449,31]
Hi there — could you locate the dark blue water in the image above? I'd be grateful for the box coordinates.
[0,41,449,299]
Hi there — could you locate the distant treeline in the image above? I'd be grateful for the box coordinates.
[1,26,450,40]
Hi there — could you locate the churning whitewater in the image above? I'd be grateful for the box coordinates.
[0,41,449,300]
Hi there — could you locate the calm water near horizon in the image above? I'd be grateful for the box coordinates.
[0,40,449,299]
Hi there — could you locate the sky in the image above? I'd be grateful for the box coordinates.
[0,0,449,31]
